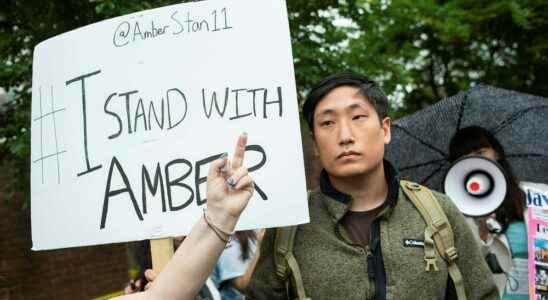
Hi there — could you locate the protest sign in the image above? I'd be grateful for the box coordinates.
[526,183,548,299]
[524,182,548,209]
[31,0,308,250]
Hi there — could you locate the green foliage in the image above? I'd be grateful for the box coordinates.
[342,0,548,117]
[0,0,547,206]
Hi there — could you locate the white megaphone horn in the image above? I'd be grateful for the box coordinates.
[443,156,508,217]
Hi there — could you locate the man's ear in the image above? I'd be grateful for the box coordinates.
[382,117,391,144]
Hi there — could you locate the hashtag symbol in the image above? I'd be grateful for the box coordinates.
[33,86,67,184]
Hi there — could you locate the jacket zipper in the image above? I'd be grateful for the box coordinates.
[365,245,376,299]
[334,222,377,299]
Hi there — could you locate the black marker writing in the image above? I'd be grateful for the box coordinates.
[166,88,188,130]
[142,163,166,214]
[165,159,194,211]
[99,145,269,229]
[113,20,169,47]
[66,70,102,176]
[148,99,165,130]
[171,11,184,35]
[134,97,147,132]
[114,7,234,47]
[133,20,169,42]
[100,156,143,229]
[104,92,122,139]
[230,88,251,120]
[202,86,283,120]
[33,86,67,184]
[263,86,283,118]
[202,87,229,118]
[113,21,130,47]
[104,88,187,139]
[211,7,232,31]
[119,90,139,134]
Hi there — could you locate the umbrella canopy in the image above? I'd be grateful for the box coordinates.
[386,84,548,192]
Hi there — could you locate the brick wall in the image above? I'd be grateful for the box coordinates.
[0,186,129,300]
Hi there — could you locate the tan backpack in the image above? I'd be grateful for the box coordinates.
[273,181,467,300]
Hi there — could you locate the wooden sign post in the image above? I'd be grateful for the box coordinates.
[150,238,174,273]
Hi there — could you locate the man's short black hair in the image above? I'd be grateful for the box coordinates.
[302,72,389,132]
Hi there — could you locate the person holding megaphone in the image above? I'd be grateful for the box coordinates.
[447,126,528,300]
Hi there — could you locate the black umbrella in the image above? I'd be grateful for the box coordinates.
[386,84,548,192]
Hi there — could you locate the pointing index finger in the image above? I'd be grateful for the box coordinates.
[231,133,247,170]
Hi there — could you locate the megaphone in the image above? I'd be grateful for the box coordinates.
[443,156,508,217]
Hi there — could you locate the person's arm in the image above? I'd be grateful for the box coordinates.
[114,133,254,300]
[436,192,500,299]
[232,229,265,291]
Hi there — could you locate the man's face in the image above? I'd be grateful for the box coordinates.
[312,86,391,178]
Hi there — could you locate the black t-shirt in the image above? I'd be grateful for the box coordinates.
[340,205,385,247]
[319,160,400,248]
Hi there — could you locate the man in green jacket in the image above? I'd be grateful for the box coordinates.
[246,72,498,299]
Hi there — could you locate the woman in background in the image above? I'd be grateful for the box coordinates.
[210,229,263,299]
[448,126,527,300]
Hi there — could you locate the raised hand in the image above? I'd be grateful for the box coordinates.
[206,133,254,232]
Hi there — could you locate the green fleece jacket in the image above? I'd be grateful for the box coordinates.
[246,185,499,299]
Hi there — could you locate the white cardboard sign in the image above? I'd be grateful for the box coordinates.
[31,0,309,250]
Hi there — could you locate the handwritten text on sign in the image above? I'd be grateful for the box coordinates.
[31,0,309,250]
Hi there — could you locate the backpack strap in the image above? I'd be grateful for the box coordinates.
[400,180,467,300]
[274,226,310,300]
[273,191,311,300]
